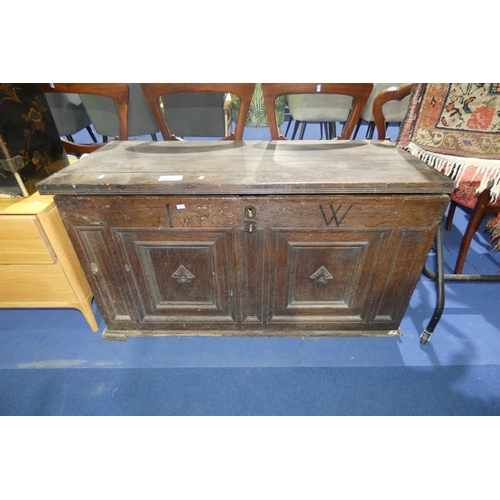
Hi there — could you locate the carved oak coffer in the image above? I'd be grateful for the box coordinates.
[37,140,454,340]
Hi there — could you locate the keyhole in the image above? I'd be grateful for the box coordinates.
[245,206,256,219]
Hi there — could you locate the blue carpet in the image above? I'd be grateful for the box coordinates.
[1,365,499,415]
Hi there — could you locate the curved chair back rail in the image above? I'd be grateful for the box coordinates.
[140,83,256,141]
[41,83,130,154]
[373,83,414,140]
[262,83,374,140]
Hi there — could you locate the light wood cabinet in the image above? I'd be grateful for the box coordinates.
[0,192,98,331]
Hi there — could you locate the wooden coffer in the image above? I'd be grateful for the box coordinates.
[37,140,453,340]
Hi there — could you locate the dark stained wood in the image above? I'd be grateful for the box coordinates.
[39,140,453,340]
[261,83,374,140]
[37,140,455,196]
[140,83,255,141]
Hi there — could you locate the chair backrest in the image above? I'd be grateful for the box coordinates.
[372,83,414,140]
[41,83,129,154]
[286,93,354,123]
[360,83,405,122]
[140,83,256,141]
[262,83,374,140]
[79,83,159,138]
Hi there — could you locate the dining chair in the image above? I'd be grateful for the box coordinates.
[353,83,409,139]
[41,83,129,155]
[284,93,353,140]
[374,82,500,275]
[140,84,256,141]
[373,83,414,141]
[261,83,374,140]
[78,83,160,142]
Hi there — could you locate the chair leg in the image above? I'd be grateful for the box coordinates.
[367,122,375,139]
[66,135,74,142]
[86,126,98,142]
[151,133,158,141]
[102,135,108,143]
[453,189,492,274]
[284,118,293,137]
[291,121,301,140]
[352,119,362,139]
[299,122,307,140]
[332,122,337,138]
[445,200,458,231]
[328,123,334,140]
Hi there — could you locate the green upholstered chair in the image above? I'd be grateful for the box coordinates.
[262,83,374,140]
[41,83,130,155]
[140,83,255,141]
[78,83,159,141]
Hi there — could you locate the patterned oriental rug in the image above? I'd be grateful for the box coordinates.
[397,83,500,249]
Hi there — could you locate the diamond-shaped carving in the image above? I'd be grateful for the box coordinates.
[310,266,333,285]
[172,265,195,284]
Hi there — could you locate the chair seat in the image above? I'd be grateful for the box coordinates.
[451,182,500,209]
[287,94,352,122]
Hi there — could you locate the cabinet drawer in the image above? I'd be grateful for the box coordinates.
[0,262,76,304]
[0,215,56,264]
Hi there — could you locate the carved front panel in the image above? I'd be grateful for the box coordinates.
[114,229,236,325]
[73,226,137,325]
[268,229,393,329]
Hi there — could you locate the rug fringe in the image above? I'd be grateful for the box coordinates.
[402,144,500,204]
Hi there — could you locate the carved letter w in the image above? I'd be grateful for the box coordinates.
[319,204,353,227]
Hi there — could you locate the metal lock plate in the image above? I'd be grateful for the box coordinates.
[245,206,256,219]
[244,206,257,232]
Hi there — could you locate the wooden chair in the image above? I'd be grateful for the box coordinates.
[447,187,500,273]
[261,83,374,140]
[353,83,409,139]
[374,83,500,274]
[41,83,129,155]
[140,84,256,141]
[284,93,353,140]
[78,84,159,142]
[373,83,414,140]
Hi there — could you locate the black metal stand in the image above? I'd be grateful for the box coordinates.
[420,220,500,344]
